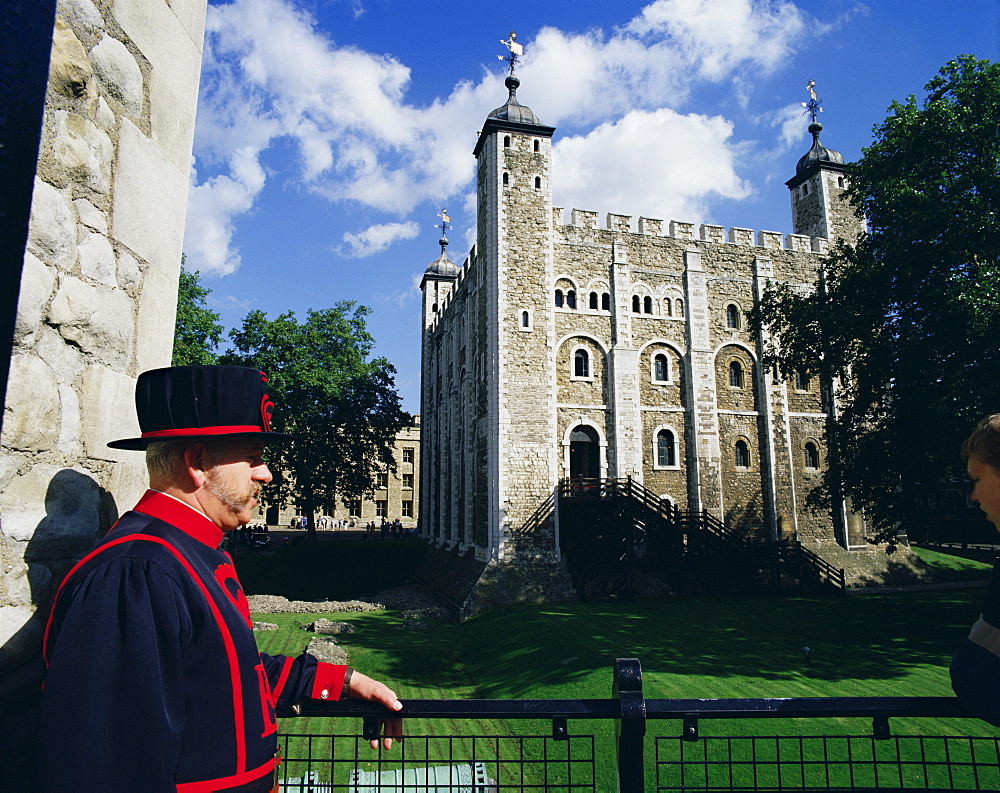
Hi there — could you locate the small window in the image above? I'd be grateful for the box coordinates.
[602,293,611,311]
[804,442,820,470]
[726,304,741,329]
[401,500,414,518]
[794,369,810,392]
[643,296,653,314]
[632,295,641,313]
[574,348,590,378]
[503,135,511,148]
[502,172,509,186]
[534,176,541,189]
[376,500,387,517]
[555,289,564,307]
[377,472,389,488]
[664,299,672,317]
[656,429,676,467]
[347,499,361,517]
[653,353,669,383]
[589,291,598,310]
[729,360,744,388]
[533,139,540,152]
[802,183,810,197]
[837,176,845,188]
[521,310,530,328]
[402,448,414,464]
[675,298,684,316]
[566,290,576,309]
[735,440,750,468]
[402,473,414,489]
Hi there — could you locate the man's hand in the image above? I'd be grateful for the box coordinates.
[345,670,403,750]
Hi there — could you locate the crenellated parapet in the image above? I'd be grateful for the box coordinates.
[553,208,831,253]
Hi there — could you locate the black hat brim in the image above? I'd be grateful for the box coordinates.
[107,430,296,451]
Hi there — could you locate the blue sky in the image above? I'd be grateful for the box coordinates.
[184,0,999,414]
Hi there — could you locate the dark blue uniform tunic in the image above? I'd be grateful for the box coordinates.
[36,491,347,792]
[951,559,1000,727]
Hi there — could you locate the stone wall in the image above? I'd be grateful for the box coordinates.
[0,1,206,785]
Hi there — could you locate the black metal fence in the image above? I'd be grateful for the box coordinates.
[281,659,999,792]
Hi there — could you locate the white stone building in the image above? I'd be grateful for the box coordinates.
[419,69,868,613]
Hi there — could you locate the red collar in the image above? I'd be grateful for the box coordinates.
[133,490,225,549]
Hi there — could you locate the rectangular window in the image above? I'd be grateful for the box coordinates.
[402,448,414,464]
[376,472,389,489]
[376,500,387,517]
[401,500,413,518]
[347,500,361,517]
[402,473,414,489]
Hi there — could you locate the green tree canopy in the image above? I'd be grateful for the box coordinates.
[173,263,224,365]
[755,56,1000,544]
[221,303,408,539]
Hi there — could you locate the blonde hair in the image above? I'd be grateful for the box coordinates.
[961,414,1000,469]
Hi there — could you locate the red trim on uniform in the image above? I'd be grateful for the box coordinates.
[270,656,296,705]
[175,754,277,792]
[43,533,248,774]
[310,662,347,702]
[134,491,224,549]
[141,425,263,438]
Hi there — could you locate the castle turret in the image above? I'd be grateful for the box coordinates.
[786,84,863,246]
[420,220,459,330]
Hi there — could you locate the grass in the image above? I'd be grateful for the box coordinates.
[248,552,1000,789]
[910,545,996,582]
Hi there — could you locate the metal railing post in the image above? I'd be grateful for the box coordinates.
[613,658,646,793]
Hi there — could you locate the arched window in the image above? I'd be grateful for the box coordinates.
[554,289,564,307]
[566,290,576,309]
[602,293,611,311]
[664,299,673,317]
[726,304,741,329]
[653,353,669,382]
[837,176,845,188]
[503,135,511,148]
[574,348,590,378]
[502,172,509,186]
[656,429,676,467]
[589,291,598,310]
[643,296,653,314]
[676,298,684,316]
[632,295,641,313]
[804,442,820,469]
[729,360,744,388]
[735,440,750,468]
[521,310,530,328]
[534,139,540,152]
[794,369,811,392]
[534,176,541,189]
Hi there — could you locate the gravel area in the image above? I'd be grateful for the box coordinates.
[247,586,443,616]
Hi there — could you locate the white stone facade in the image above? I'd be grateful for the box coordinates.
[419,81,864,609]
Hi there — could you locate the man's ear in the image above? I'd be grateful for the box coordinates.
[183,442,211,489]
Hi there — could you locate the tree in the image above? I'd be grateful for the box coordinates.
[173,262,225,365]
[222,303,408,540]
[755,56,1000,546]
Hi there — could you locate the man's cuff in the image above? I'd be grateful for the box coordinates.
[310,663,348,701]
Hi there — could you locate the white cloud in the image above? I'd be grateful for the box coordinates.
[184,0,819,275]
[338,221,421,258]
[552,108,752,227]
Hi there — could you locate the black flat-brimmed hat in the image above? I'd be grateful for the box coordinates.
[107,365,295,451]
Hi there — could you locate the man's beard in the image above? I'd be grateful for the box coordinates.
[205,468,259,516]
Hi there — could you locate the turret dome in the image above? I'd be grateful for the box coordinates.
[796,122,845,176]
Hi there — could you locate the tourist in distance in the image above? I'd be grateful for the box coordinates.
[35,365,402,792]
[951,414,1000,726]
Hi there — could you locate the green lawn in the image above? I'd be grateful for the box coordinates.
[253,585,1000,790]
[910,545,995,581]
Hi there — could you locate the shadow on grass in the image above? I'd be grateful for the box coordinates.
[327,591,984,694]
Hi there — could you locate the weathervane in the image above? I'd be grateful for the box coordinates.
[499,30,523,74]
[801,79,823,124]
[436,208,451,238]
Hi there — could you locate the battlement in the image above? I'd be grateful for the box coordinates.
[553,207,829,254]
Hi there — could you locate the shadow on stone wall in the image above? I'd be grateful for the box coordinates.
[0,469,118,792]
